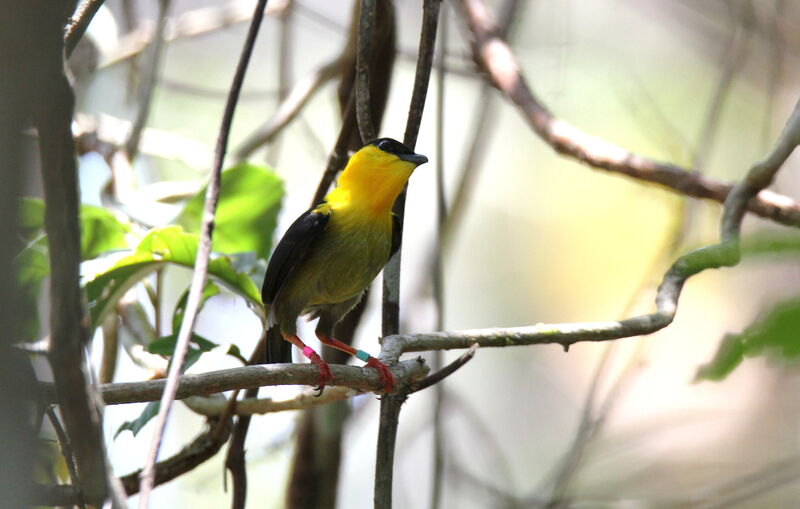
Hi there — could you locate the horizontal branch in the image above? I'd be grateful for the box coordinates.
[39,358,429,405]
[456,0,800,228]
[183,386,359,416]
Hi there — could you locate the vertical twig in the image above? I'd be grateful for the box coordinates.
[374,394,407,509]
[430,4,447,509]
[125,0,171,160]
[45,406,87,509]
[377,2,442,508]
[136,1,270,506]
[65,0,106,57]
[382,0,442,337]
[356,0,377,142]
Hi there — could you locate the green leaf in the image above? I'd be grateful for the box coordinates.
[15,237,50,341]
[696,297,800,382]
[694,334,745,382]
[80,205,129,260]
[177,163,283,259]
[19,198,129,260]
[171,282,220,334]
[19,198,45,241]
[740,232,800,258]
[115,401,160,438]
[226,344,248,365]
[85,226,263,329]
[147,332,218,372]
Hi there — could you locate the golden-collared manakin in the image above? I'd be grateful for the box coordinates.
[261,138,428,392]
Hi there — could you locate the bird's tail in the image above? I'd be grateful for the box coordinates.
[264,326,292,364]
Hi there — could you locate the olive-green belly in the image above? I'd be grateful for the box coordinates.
[292,214,391,306]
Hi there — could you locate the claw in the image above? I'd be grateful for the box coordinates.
[307,351,334,396]
[366,357,395,393]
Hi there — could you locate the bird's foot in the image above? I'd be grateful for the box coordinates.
[366,357,395,393]
[303,348,334,395]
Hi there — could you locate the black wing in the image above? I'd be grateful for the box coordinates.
[262,207,331,306]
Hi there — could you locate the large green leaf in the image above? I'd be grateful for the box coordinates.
[696,297,800,382]
[79,205,129,260]
[115,401,160,438]
[18,198,129,260]
[177,162,283,259]
[85,226,263,329]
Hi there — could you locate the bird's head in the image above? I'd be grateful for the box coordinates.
[333,138,428,214]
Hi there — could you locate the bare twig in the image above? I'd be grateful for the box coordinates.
[382,0,442,337]
[430,5,448,506]
[374,393,406,509]
[233,56,343,161]
[125,0,171,161]
[377,2,442,508]
[355,0,377,142]
[39,358,430,406]
[184,386,360,416]
[99,315,119,384]
[45,406,87,509]
[411,343,477,394]
[137,1,269,506]
[378,96,800,364]
[311,91,357,205]
[455,0,800,229]
[101,0,288,68]
[65,0,106,57]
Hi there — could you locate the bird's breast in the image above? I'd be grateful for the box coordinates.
[304,209,392,305]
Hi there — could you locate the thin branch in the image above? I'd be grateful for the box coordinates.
[122,417,233,495]
[355,0,377,142]
[183,386,360,416]
[65,0,106,57]
[45,406,87,509]
[39,358,430,406]
[430,5,448,507]
[233,56,343,161]
[411,343,477,394]
[311,91,357,205]
[378,96,800,364]
[455,0,800,229]
[374,394,407,509]
[125,0,171,161]
[376,3,442,509]
[101,0,288,68]
[382,0,442,337]
[137,1,269,506]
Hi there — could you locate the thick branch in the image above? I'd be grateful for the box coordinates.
[39,358,429,405]
[455,0,800,228]
[355,0,377,142]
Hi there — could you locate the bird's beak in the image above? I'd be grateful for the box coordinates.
[397,153,428,166]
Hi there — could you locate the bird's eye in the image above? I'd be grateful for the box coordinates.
[378,140,392,152]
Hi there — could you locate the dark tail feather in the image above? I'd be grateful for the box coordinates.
[265,326,292,364]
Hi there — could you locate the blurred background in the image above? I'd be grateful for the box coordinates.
[39,0,800,507]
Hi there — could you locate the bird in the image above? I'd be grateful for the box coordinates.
[261,137,428,393]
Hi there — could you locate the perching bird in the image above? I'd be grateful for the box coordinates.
[261,138,428,392]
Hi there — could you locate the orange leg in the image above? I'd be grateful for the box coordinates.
[283,334,334,392]
[316,332,395,393]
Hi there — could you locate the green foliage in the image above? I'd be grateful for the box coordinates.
[740,231,800,259]
[16,199,130,341]
[85,226,263,329]
[177,162,283,259]
[115,401,160,438]
[79,205,129,260]
[695,297,800,382]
